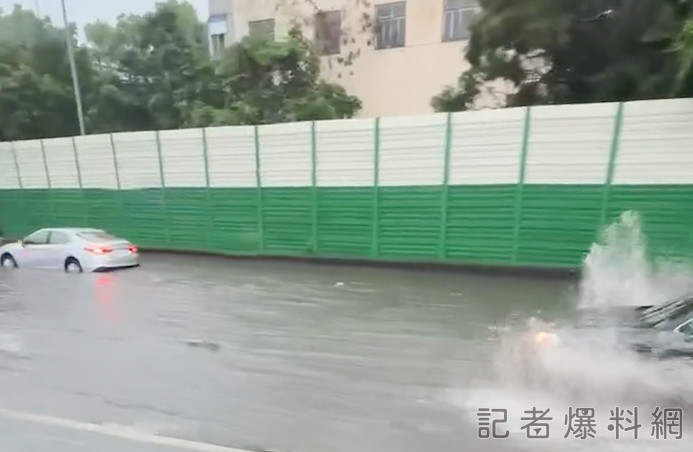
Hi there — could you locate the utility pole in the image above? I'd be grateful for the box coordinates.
[60,0,86,136]
[35,0,40,16]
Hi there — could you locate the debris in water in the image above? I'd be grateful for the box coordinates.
[334,282,345,287]
[185,339,220,352]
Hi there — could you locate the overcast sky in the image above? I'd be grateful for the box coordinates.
[0,0,209,41]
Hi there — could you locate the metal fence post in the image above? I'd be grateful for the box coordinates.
[71,136,83,189]
[202,128,213,250]
[10,142,27,234]
[71,136,88,224]
[39,139,55,223]
[155,130,171,245]
[311,121,318,254]
[109,134,122,191]
[371,117,381,258]
[254,125,264,254]
[439,112,453,260]
[512,107,531,263]
[601,102,625,231]
[109,133,127,235]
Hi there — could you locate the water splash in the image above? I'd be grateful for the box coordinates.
[579,210,693,309]
[453,211,693,451]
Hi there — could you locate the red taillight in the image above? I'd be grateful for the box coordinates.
[128,244,138,253]
[85,245,112,254]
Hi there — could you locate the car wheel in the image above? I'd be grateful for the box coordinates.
[1,253,17,268]
[64,257,83,273]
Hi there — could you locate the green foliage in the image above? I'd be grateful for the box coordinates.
[434,0,693,111]
[431,69,484,112]
[0,5,94,141]
[194,27,361,126]
[0,1,361,141]
[673,19,693,94]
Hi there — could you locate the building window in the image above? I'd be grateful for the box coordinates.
[375,2,406,50]
[443,0,479,41]
[208,14,228,59]
[210,33,225,58]
[249,19,275,40]
[314,10,342,55]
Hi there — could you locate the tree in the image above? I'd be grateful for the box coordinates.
[275,0,375,76]
[188,27,362,126]
[433,0,693,111]
[0,5,96,141]
[83,1,360,130]
[0,1,362,141]
[84,0,215,132]
[672,19,693,95]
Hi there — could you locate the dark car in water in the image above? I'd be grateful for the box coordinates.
[509,292,693,387]
[567,293,693,359]
[506,293,693,411]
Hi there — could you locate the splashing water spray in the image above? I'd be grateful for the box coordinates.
[579,210,693,309]
[458,211,693,450]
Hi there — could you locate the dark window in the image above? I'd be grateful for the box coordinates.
[210,33,226,59]
[249,19,275,40]
[23,230,49,245]
[315,10,342,55]
[48,231,71,245]
[442,0,479,41]
[375,2,406,49]
[78,231,118,242]
[209,14,228,59]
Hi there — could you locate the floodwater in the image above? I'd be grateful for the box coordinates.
[0,212,691,452]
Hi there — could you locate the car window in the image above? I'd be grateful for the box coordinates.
[48,231,71,245]
[677,319,693,335]
[23,230,49,245]
[77,231,118,242]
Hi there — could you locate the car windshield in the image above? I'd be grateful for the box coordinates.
[77,231,118,242]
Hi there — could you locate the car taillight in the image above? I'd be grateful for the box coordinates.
[128,244,138,253]
[85,245,112,254]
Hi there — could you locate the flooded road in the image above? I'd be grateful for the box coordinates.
[0,245,690,451]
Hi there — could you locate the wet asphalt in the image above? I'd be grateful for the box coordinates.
[0,253,689,452]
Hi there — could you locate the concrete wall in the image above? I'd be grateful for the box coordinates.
[1,98,692,269]
[206,0,508,118]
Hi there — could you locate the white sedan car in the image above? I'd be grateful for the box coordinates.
[0,227,139,273]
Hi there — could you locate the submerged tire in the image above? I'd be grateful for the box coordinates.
[0,253,17,268]
[64,257,83,273]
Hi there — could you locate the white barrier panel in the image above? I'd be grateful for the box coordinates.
[75,134,119,190]
[258,122,312,188]
[159,128,206,188]
[614,98,693,185]
[379,113,447,187]
[316,118,375,187]
[206,126,257,188]
[525,102,617,184]
[0,142,20,189]
[42,137,80,189]
[449,107,525,185]
[15,140,47,189]
[112,131,161,190]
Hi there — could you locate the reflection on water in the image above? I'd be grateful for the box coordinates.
[0,256,569,452]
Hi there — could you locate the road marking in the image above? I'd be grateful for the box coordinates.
[0,407,253,452]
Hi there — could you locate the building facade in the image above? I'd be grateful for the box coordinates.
[207,0,504,118]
